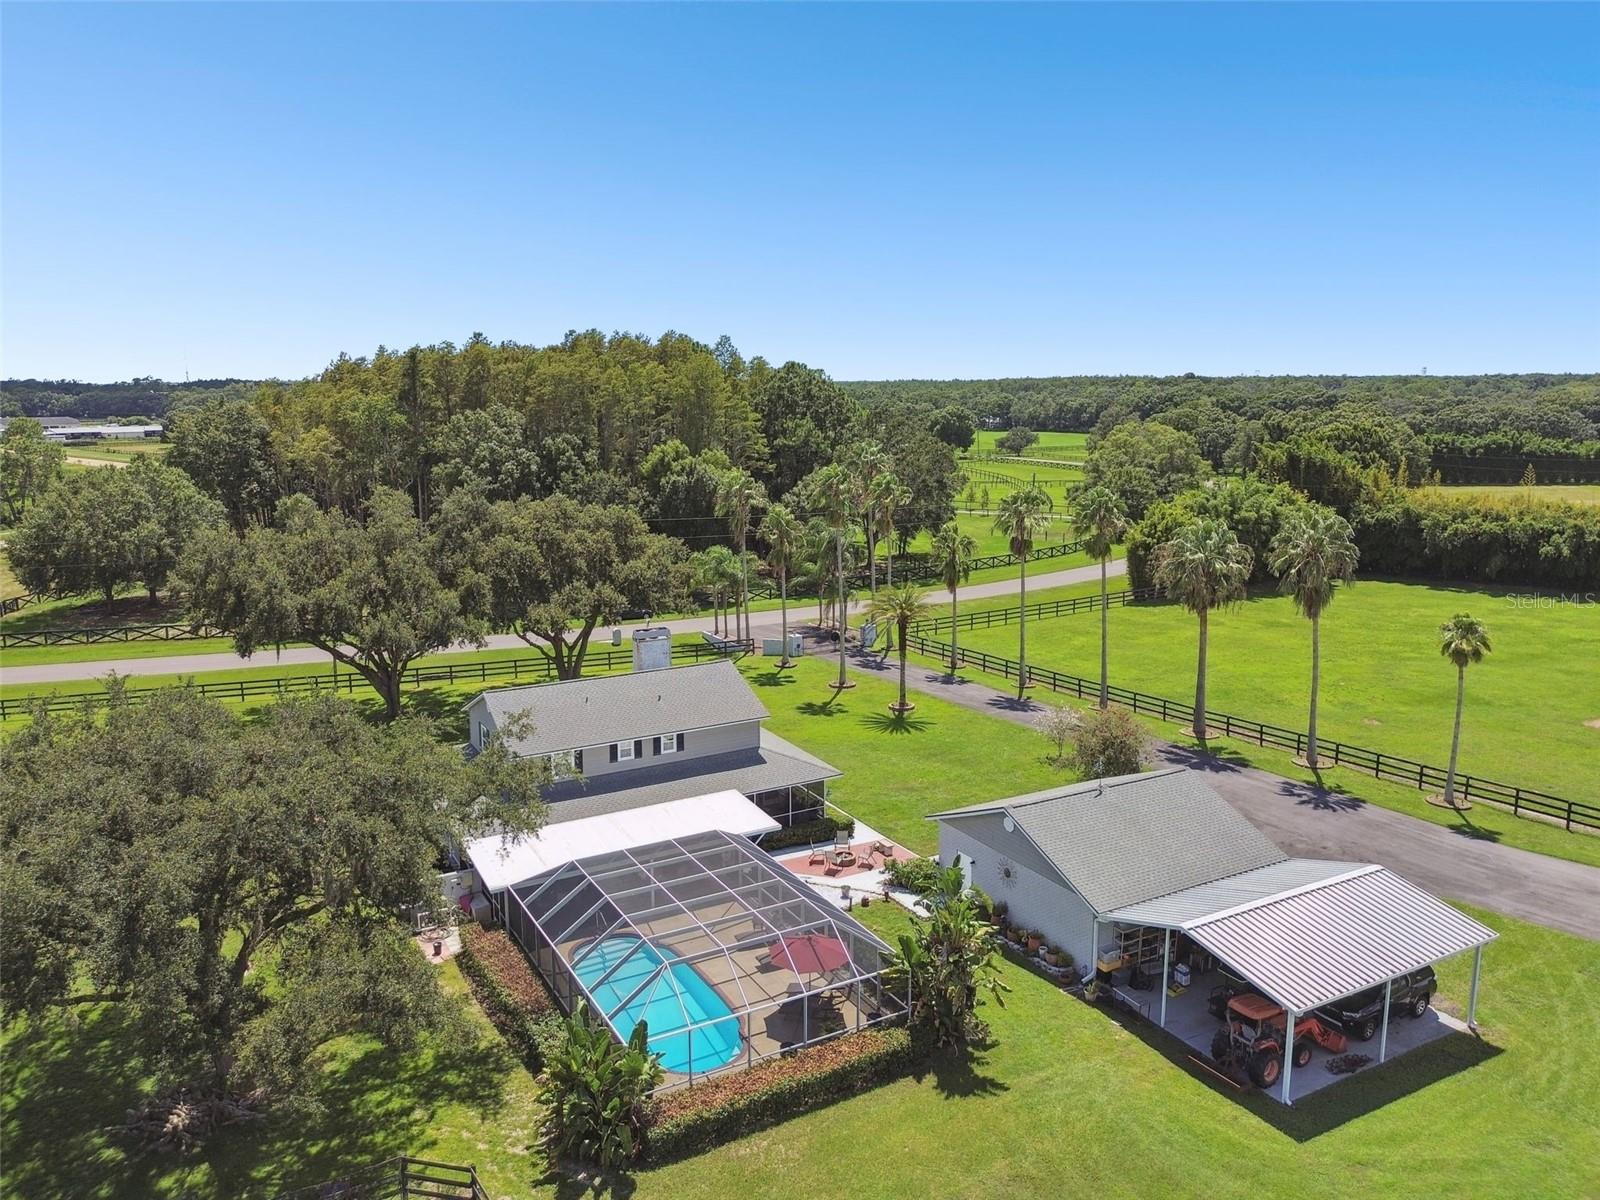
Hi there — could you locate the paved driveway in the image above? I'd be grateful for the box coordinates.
[840,653,1600,941]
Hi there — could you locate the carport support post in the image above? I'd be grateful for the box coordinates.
[1379,977,1392,1063]
[1468,944,1483,1028]
[1280,1008,1297,1105]
[1158,929,1172,1028]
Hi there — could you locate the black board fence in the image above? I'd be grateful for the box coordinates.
[269,1156,488,1200]
[903,629,1599,835]
[1,622,224,648]
[0,639,753,722]
[0,592,43,617]
[914,585,1158,634]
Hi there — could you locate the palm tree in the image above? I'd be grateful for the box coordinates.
[992,484,1053,698]
[871,473,912,588]
[851,443,891,591]
[1068,485,1128,709]
[867,583,933,713]
[807,464,857,690]
[1153,518,1253,742]
[695,545,740,635]
[715,470,765,644]
[759,502,804,668]
[1269,507,1359,768]
[1438,613,1491,809]
[930,521,979,678]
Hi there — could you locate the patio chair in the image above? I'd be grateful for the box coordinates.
[808,844,827,867]
[831,829,851,854]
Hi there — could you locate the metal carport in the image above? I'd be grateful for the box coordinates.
[1101,862,1497,1103]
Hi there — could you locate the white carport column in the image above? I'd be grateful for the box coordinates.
[1468,944,1484,1028]
[1158,929,1172,1028]
[1378,977,1392,1063]
[1280,1009,1297,1105]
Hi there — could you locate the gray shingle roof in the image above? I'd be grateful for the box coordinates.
[930,768,1286,914]
[471,660,768,758]
[541,728,840,824]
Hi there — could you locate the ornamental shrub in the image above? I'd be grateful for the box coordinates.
[645,1027,918,1162]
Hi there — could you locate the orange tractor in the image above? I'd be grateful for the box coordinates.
[1209,993,1348,1088]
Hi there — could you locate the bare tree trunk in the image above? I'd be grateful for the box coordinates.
[866,526,877,594]
[1443,664,1466,806]
[896,620,909,710]
[778,570,791,667]
[1307,611,1321,765]
[835,533,849,689]
[1016,554,1029,699]
[1098,555,1109,709]
[1193,607,1209,742]
[948,586,959,677]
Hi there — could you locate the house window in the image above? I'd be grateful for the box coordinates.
[659,733,680,755]
[478,722,490,749]
[616,741,636,762]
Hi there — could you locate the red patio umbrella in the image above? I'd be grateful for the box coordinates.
[767,933,850,976]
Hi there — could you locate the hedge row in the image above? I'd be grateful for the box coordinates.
[457,924,566,1071]
[644,1025,919,1163]
[759,815,854,853]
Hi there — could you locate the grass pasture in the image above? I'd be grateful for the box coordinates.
[1429,483,1600,506]
[58,437,170,466]
[969,428,1089,461]
[953,578,1599,802]
[3,659,1595,1200]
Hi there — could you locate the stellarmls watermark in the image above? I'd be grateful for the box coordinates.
[1505,592,1597,608]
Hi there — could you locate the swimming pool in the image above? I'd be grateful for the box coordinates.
[572,936,742,1074]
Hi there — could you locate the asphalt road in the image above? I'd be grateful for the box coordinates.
[0,559,1126,685]
[841,651,1600,941]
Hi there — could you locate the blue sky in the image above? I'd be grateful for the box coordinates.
[3,3,1596,382]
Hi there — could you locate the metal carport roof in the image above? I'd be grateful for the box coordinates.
[1178,865,1497,1013]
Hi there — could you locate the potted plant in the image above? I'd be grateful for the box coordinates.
[1026,930,1044,954]
[1043,944,1062,967]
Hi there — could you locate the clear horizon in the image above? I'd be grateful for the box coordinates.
[3,3,1597,383]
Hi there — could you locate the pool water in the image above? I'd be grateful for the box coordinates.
[572,936,742,1074]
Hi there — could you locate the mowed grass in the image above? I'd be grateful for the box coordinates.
[744,657,1082,851]
[4,861,1595,1196]
[954,579,1599,801]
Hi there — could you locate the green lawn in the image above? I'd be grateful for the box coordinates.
[953,579,1598,802]
[745,658,1084,852]
[5,879,1594,1198]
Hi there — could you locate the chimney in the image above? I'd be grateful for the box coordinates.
[631,626,672,672]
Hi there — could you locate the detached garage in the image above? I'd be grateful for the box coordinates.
[932,769,1495,1104]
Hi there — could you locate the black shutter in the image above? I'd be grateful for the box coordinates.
[678,732,686,752]
[609,743,618,764]
[652,737,662,756]
[574,748,584,773]
[634,739,644,760]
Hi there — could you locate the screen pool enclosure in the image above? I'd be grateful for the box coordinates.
[500,828,906,1085]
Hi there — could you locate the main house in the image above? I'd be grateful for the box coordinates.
[463,658,840,832]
